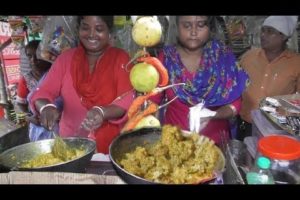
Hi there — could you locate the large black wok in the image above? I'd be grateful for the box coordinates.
[0,137,96,173]
[109,128,225,184]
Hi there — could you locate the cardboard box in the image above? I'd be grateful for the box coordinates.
[0,171,125,184]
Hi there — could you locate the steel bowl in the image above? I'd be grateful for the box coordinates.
[0,137,96,173]
[109,127,225,184]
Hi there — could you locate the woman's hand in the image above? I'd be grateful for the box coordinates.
[80,107,105,131]
[39,106,60,130]
[26,115,40,125]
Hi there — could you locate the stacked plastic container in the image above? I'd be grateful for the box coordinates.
[256,135,300,184]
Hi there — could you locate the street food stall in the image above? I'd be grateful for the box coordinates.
[0,16,299,185]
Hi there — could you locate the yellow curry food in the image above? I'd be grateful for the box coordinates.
[119,125,220,184]
[21,137,85,168]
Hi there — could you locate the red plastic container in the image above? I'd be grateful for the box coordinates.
[257,135,300,184]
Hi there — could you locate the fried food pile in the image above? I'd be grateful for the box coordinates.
[20,138,85,168]
[119,125,221,184]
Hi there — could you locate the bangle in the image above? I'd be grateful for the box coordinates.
[228,104,237,116]
[93,106,105,118]
[39,104,57,114]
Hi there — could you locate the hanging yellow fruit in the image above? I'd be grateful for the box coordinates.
[130,62,159,92]
[134,115,161,130]
[132,16,162,47]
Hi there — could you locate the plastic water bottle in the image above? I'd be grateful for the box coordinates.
[246,156,275,184]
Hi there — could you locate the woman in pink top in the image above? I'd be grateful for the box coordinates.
[150,16,249,145]
[30,16,133,154]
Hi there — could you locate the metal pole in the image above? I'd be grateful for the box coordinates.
[0,61,9,119]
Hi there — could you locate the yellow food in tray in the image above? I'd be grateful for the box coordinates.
[119,125,221,184]
[20,138,85,168]
[21,148,85,168]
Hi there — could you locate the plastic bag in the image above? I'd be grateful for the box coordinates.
[226,16,247,41]
[8,16,25,49]
[189,100,216,133]
[165,16,177,45]
[27,16,46,34]
[37,16,78,63]
[8,16,24,35]
[19,46,31,76]
[111,17,139,56]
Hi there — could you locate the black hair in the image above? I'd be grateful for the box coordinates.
[77,16,114,32]
[25,40,51,72]
[175,16,217,34]
[25,40,40,51]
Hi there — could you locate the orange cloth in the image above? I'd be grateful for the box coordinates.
[240,48,300,123]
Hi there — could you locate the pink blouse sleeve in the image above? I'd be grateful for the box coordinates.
[16,76,29,104]
[29,50,72,114]
[109,90,135,125]
[230,97,242,114]
[112,49,133,97]
[109,50,134,125]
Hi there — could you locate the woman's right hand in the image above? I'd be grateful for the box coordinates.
[80,107,105,132]
[26,115,40,125]
[39,106,60,130]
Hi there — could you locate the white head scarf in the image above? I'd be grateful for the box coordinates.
[262,16,298,38]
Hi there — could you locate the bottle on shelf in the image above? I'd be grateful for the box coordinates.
[246,156,275,184]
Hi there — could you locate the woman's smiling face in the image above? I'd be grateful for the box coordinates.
[79,16,110,54]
